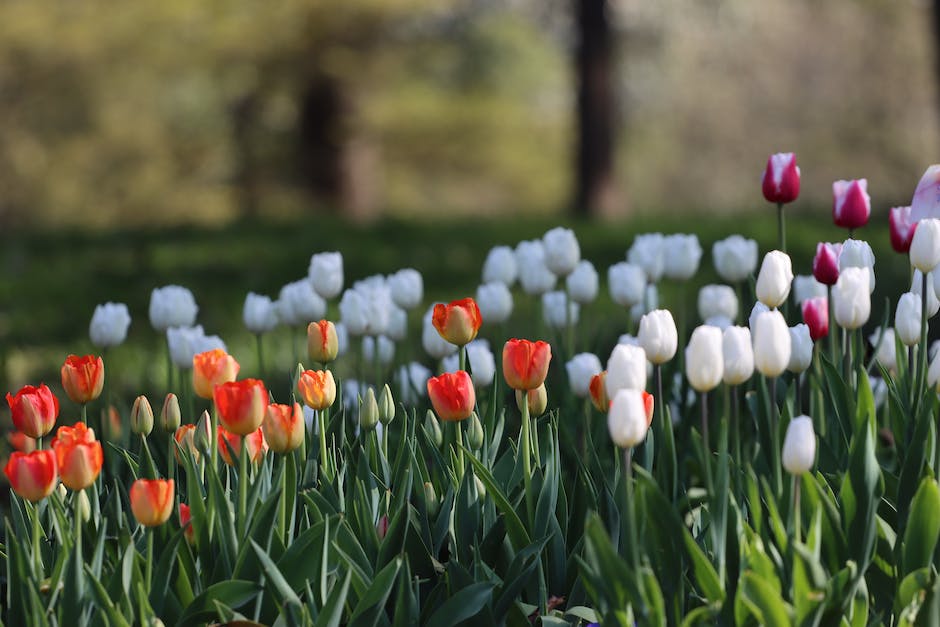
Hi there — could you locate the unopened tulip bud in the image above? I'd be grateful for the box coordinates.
[685,326,723,392]
[896,292,922,347]
[307,320,339,364]
[377,384,395,425]
[833,267,871,330]
[161,394,181,432]
[516,384,548,417]
[424,410,442,448]
[782,415,816,475]
[474,475,487,500]
[755,251,793,308]
[638,309,678,365]
[131,395,154,436]
[424,482,439,517]
[194,411,212,454]
[787,324,813,374]
[722,326,754,386]
[360,388,379,431]
[607,389,649,449]
[911,218,940,273]
[76,489,92,523]
[753,310,791,378]
[467,411,484,451]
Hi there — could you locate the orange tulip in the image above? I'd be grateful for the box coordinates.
[6,383,59,438]
[502,339,552,391]
[427,371,476,422]
[262,402,305,453]
[217,426,267,467]
[213,379,267,435]
[51,422,103,491]
[60,355,105,405]
[589,371,609,412]
[7,431,37,453]
[129,478,175,527]
[4,450,58,501]
[179,503,195,545]
[297,370,336,411]
[432,298,482,346]
[192,349,240,400]
[307,320,339,364]
[642,391,654,428]
[174,422,209,463]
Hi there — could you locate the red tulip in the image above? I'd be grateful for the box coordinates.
[7,431,37,453]
[427,371,476,422]
[589,371,609,412]
[6,383,59,438]
[802,296,829,341]
[761,152,800,204]
[432,298,482,347]
[217,426,267,466]
[174,422,210,463]
[833,179,871,230]
[129,478,174,527]
[502,339,552,391]
[61,355,105,405]
[262,402,305,453]
[4,450,58,501]
[889,206,917,254]
[297,370,336,411]
[213,379,267,435]
[642,391,654,427]
[51,422,103,491]
[192,349,240,400]
[179,503,195,545]
[812,242,842,286]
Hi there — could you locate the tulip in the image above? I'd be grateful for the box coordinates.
[566,260,599,304]
[161,393,181,432]
[589,371,609,411]
[442,340,496,388]
[631,284,659,325]
[385,306,408,343]
[60,355,105,406]
[515,383,548,417]
[812,242,842,286]
[787,324,813,374]
[749,302,770,334]
[297,370,337,411]
[685,326,723,392]
[305,320,339,364]
[515,240,557,295]
[482,245,519,286]
[262,402,305,453]
[51,422,103,491]
[911,218,940,273]
[89,302,132,348]
[566,353,603,398]
[214,379,267,435]
[130,395,154,436]
[243,293,279,334]
[6,383,59,438]
[432,298,482,347]
[4,450,57,501]
[722,326,754,385]
[607,389,649,449]
[928,350,940,392]
[662,234,702,281]
[642,391,654,427]
[608,262,646,308]
[377,384,395,425]
[792,275,827,306]
[801,297,829,341]
[914,271,940,317]
[427,371,476,422]
[627,233,665,283]
[839,239,876,294]
[8,431,37,453]
[896,292,922,346]
[753,310,791,377]
[167,325,216,370]
[542,227,581,276]
[130,479,175,527]
[697,285,738,322]
[502,339,552,391]
[542,291,579,330]
[890,206,917,254]
[277,280,327,327]
[755,251,793,308]
[308,251,344,300]
[912,165,940,220]
[388,268,424,310]
[638,309,678,365]
[605,344,648,398]
[359,388,380,431]
[832,267,871,330]
[174,423,209,463]
[832,179,871,230]
[712,235,759,283]
[217,427,267,467]
[149,286,198,333]
[362,335,396,365]
[782,416,816,475]
[179,503,195,545]
[397,362,431,404]
[422,307,458,360]
[761,152,800,204]
[475,282,513,324]
[870,328,898,373]
[192,349,239,400]
[467,412,484,450]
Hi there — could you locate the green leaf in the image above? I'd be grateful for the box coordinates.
[250,539,305,611]
[176,580,261,626]
[314,570,352,627]
[682,529,725,605]
[425,582,494,627]
[464,447,531,550]
[348,557,402,627]
[739,571,791,627]
[84,564,131,627]
[903,477,940,577]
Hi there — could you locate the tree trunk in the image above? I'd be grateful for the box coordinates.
[574,0,619,218]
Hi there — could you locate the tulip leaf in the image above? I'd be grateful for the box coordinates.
[176,579,262,626]
[250,539,307,618]
[738,571,791,627]
[425,582,494,627]
[348,557,402,627]
[463,446,531,550]
[492,534,551,618]
[315,569,352,627]
[84,563,132,627]
[902,477,940,578]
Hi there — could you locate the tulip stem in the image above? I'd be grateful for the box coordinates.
[792,473,801,544]
[145,527,154,593]
[520,396,534,526]
[238,434,248,538]
[770,376,782,496]
[31,500,42,576]
[255,333,266,382]
[210,405,219,469]
[278,454,287,542]
[919,271,930,415]
[455,421,465,483]
[622,448,639,569]
[777,202,786,254]
[700,391,712,492]
[318,407,331,482]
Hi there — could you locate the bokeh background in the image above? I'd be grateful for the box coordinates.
[0,0,937,395]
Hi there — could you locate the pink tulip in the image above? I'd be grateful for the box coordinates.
[889,206,917,254]
[812,242,842,286]
[801,297,829,341]
[833,179,871,230]
[911,165,940,222]
[761,153,800,204]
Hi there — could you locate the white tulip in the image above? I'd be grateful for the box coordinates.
[516,240,557,295]
[869,328,897,373]
[712,235,759,283]
[608,389,649,449]
[242,293,278,334]
[638,309,678,365]
[749,301,771,334]
[793,275,827,305]
[839,239,876,294]
[308,252,344,299]
[787,324,813,374]
[915,270,940,317]
[753,310,791,377]
[782,415,816,475]
[663,234,702,281]
[832,267,871,330]
[387,269,423,310]
[167,325,225,369]
[362,335,395,365]
[755,250,793,308]
[722,326,754,385]
[566,353,603,398]
[566,260,599,304]
[605,344,648,398]
[398,362,431,404]
[442,339,496,387]
[928,350,940,392]
[476,282,513,324]
[704,315,733,331]
[685,325,724,392]
[90,302,131,348]
[631,285,659,324]
[542,227,581,276]
[334,322,350,357]
[386,306,408,342]
[278,280,327,327]
[149,285,198,333]
[350,276,393,336]
[911,218,940,273]
[628,233,665,283]
[608,262,646,308]
[895,292,922,346]
[482,246,518,285]
[697,284,738,322]
[542,291,579,329]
